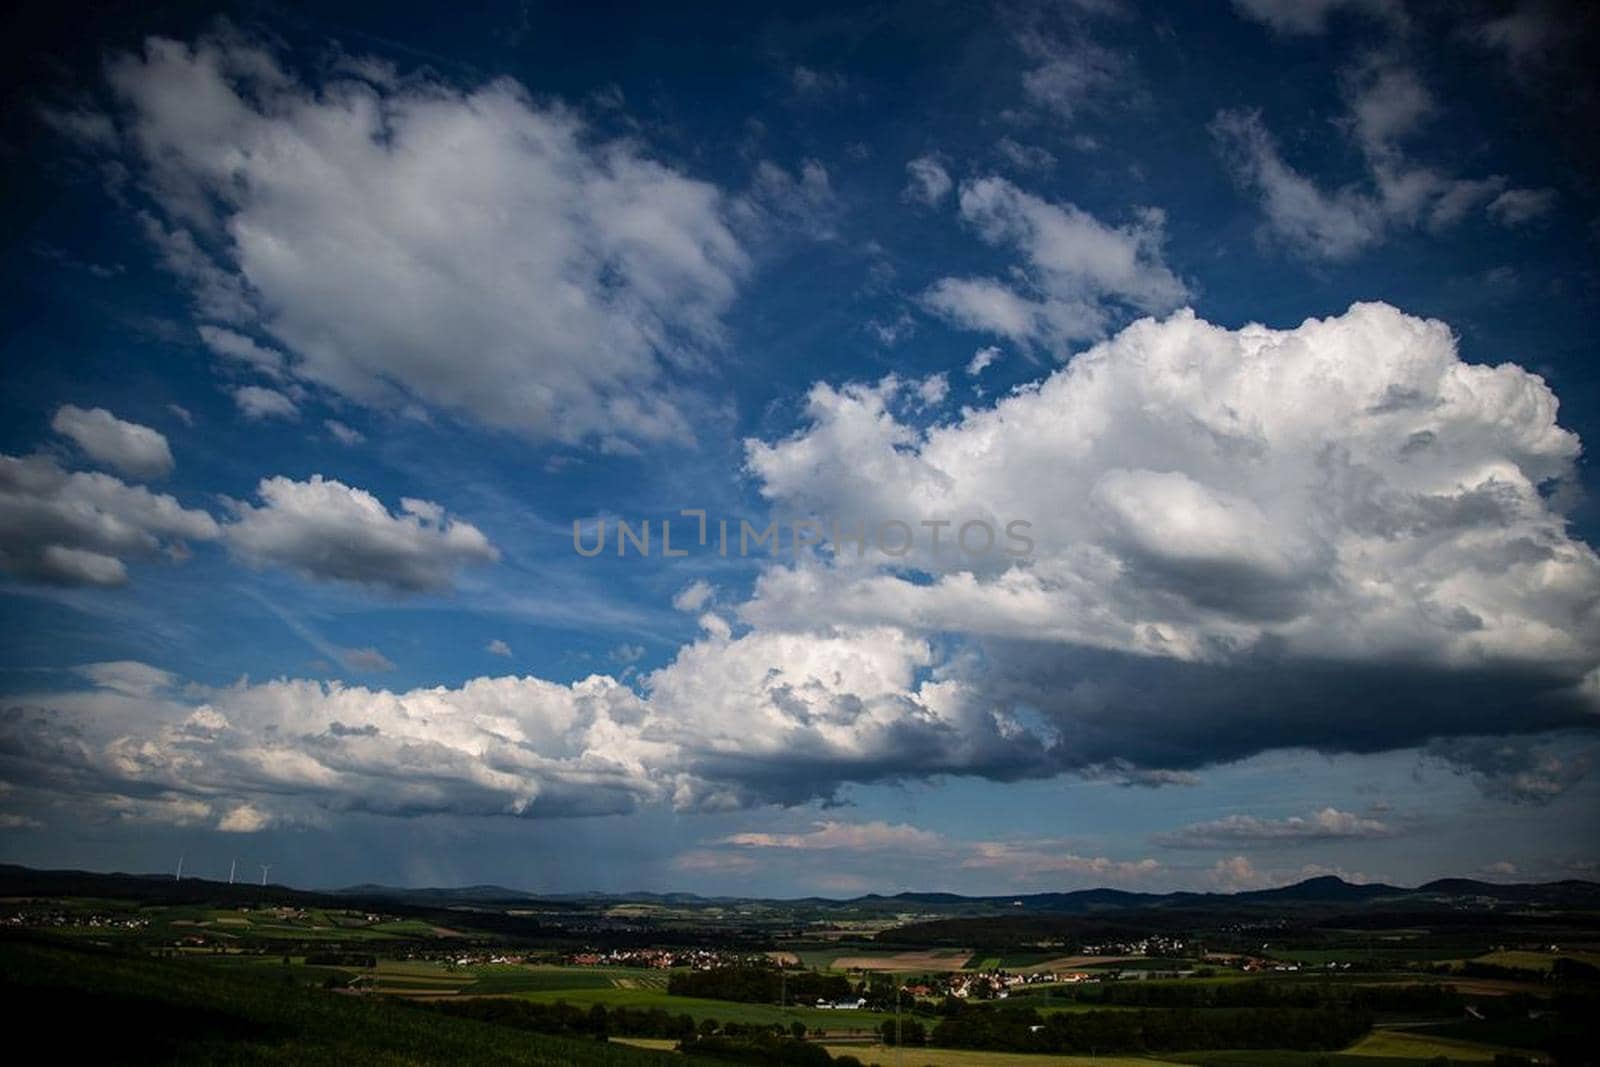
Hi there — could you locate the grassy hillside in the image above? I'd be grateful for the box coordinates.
[0,935,712,1066]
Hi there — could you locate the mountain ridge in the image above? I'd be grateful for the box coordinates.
[2,863,1595,913]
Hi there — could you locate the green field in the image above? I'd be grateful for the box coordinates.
[1345,1029,1521,1061]
[996,951,1070,968]
[1472,949,1600,972]
[0,935,719,1066]
[469,964,644,995]
[193,953,669,997]
[516,984,897,1031]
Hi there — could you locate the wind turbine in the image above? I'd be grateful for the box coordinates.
[259,863,271,887]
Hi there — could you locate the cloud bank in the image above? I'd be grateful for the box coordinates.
[4,303,1596,829]
[1153,808,1397,849]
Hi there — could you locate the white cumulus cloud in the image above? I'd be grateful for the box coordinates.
[100,31,749,448]
[51,405,174,480]
[0,452,218,586]
[224,475,499,593]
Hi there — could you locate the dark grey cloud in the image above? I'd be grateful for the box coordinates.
[970,639,1598,780]
[1426,733,1598,804]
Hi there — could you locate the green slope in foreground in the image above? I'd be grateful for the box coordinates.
[0,935,713,1066]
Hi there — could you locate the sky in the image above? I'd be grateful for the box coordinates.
[1,0,1597,896]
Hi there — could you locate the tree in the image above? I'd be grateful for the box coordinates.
[879,1018,926,1046]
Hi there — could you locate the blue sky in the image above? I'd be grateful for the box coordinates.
[1,0,1597,894]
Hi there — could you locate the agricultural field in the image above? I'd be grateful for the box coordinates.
[962,952,1154,972]
[1471,949,1600,972]
[789,942,899,970]
[1342,1028,1532,1061]
[829,948,976,973]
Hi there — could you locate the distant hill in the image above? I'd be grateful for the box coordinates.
[2,862,1595,916]
[1232,875,1404,904]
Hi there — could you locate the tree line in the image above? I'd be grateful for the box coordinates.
[1039,977,1463,1012]
[667,965,853,1005]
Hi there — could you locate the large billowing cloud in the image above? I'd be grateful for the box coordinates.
[739,301,1598,779]
[642,625,1055,809]
[94,31,748,447]
[0,668,670,824]
[0,628,1051,828]
[746,302,1593,672]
